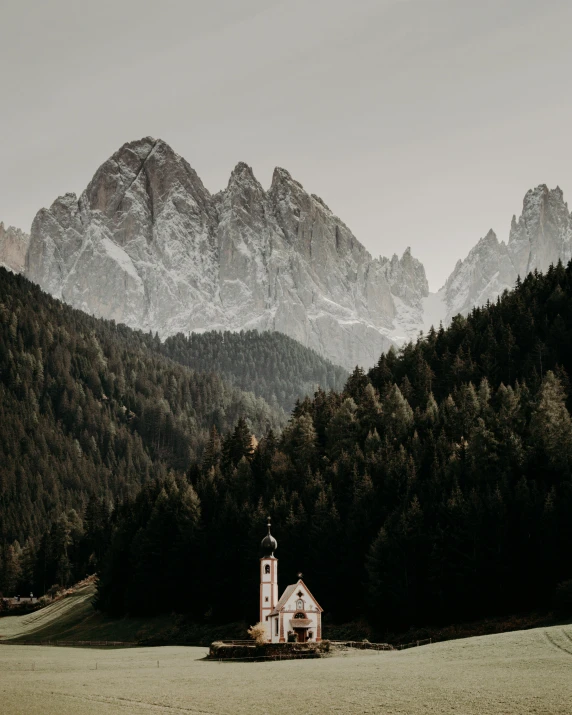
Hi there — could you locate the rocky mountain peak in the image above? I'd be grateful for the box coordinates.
[482,229,500,246]
[25,138,432,368]
[508,183,572,277]
[441,184,572,325]
[0,222,29,273]
[229,161,256,179]
[226,161,264,197]
[270,166,297,187]
[121,135,158,158]
[381,247,429,313]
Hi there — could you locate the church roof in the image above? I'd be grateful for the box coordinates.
[269,584,298,615]
[269,579,323,615]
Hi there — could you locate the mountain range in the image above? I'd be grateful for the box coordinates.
[3,138,572,368]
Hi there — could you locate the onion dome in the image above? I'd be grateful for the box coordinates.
[261,517,277,557]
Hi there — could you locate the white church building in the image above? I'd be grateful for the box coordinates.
[259,518,323,643]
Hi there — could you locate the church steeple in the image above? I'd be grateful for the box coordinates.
[261,517,277,557]
[259,516,279,640]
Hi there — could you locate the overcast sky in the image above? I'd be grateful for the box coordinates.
[2,0,572,289]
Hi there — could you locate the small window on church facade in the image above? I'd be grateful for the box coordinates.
[264,564,270,574]
[275,618,279,636]
[265,596,269,602]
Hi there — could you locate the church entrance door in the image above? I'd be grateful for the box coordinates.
[294,628,307,643]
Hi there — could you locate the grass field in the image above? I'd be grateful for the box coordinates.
[1,624,572,714]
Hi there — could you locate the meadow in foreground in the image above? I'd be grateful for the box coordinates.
[1,624,572,714]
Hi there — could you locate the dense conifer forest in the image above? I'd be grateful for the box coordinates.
[2,263,572,637]
[0,269,282,595]
[96,263,572,630]
[158,331,347,413]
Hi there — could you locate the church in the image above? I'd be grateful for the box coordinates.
[259,518,323,643]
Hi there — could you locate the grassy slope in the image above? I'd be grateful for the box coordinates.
[0,582,175,644]
[0,581,250,646]
[2,626,572,714]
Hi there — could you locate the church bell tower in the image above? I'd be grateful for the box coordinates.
[260,517,278,636]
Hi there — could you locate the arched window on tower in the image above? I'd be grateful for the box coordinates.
[264,564,270,574]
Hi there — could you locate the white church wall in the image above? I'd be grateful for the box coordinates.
[279,580,322,642]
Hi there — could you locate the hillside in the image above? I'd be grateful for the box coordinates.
[0,581,99,643]
[0,268,283,594]
[159,330,347,413]
[370,260,572,406]
[0,580,178,645]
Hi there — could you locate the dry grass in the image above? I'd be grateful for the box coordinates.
[1,624,572,714]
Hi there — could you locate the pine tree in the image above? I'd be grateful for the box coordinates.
[531,371,572,472]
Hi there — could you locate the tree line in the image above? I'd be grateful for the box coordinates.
[158,330,347,413]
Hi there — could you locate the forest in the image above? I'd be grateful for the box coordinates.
[0,269,282,594]
[2,263,572,635]
[158,330,347,413]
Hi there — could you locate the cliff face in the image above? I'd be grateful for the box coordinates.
[25,138,428,369]
[0,223,29,273]
[441,185,572,323]
[443,229,516,321]
[507,185,572,278]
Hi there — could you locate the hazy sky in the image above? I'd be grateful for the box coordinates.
[2,0,572,290]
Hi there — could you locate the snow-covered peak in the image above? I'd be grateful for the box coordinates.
[119,135,158,158]
[226,162,265,197]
